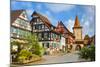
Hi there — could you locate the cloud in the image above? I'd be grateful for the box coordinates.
[26,9,33,20]
[81,14,95,37]
[11,1,33,10]
[65,11,95,38]
[36,4,42,10]
[44,11,58,25]
[65,18,74,32]
[45,4,75,13]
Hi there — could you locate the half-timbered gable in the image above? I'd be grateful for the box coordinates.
[30,11,61,49]
[11,10,31,42]
[55,21,75,47]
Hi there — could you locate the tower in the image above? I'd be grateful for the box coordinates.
[73,16,83,45]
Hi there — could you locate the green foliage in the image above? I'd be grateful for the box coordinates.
[79,44,95,61]
[25,33,44,57]
[19,49,32,58]
[11,41,22,52]
[11,41,20,45]
[79,47,89,60]
[89,45,95,61]
[84,35,90,40]
[34,45,44,57]
[18,49,33,62]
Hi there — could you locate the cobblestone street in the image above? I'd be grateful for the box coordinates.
[11,52,89,66]
[24,52,87,66]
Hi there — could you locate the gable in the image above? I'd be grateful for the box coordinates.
[11,10,23,24]
[19,11,28,21]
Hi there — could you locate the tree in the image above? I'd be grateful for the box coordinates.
[79,44,95,61]
[84,35,90,46]
[25,33,44,57]
[11,41,22,62]
[11,41,23,53]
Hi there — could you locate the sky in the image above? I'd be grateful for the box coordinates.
[11,1,95,38]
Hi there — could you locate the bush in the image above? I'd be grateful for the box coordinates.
[25,33,45,57]
[79,47,90,60]
[18,49,33,62]
[32,44,45,57]
[32,54,41,60]
[89,45,95,61]
[79,44,95,61]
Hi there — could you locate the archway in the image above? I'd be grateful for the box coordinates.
[75,45,81,50]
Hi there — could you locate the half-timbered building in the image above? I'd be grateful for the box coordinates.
[30,11,62,50]
[11,10,31,52]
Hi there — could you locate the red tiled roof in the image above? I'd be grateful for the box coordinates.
[31,11,52,28]
[11,10,24,24]
[55,21,69,34]
[55,21,75,38]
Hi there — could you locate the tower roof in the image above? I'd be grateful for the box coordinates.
[74,16,81,27]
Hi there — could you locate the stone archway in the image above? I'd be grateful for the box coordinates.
[75,45,81,50]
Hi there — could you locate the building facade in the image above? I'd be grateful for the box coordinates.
[11,10,85,56]
[30,11,65,52]
[55,21,75,50]
[11,10,31,54]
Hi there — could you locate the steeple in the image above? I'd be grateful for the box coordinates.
[73,15,83,40]
[74,16,81,28]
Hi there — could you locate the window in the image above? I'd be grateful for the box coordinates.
[16,18,28,28]
[33,25,35,30]
[37,19,39,22]
[38,33,42,40]
[51,33,53,38]
[42,25,44,29]
[54,34,56,38]
[11,27,14,33]
[39,25,42,30]
[44,33,47,39]
[33,18,37,22]
[13,28,17,33]
[47,32,50,38]
[15,18,20,24]
[42,43,44,47]
[35,25,39,29]
[46,43,49,48]
[42,33,44,38]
